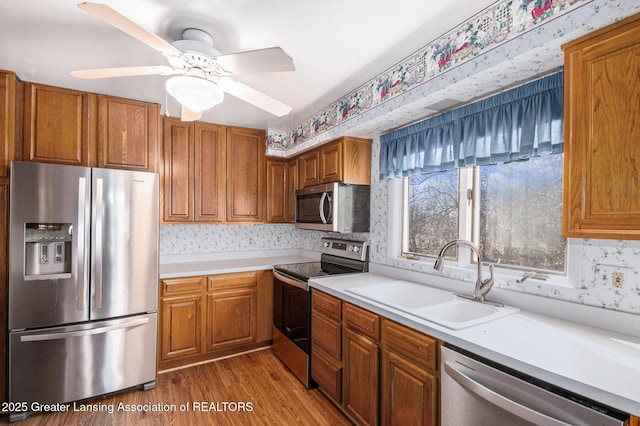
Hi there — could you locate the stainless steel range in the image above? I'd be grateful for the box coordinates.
[272,237,369,387]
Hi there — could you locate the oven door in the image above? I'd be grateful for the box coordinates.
[273,270,311,354]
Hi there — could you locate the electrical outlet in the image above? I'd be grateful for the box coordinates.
[613,272,624,288]
[594,264,632,289]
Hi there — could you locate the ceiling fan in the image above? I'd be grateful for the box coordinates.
[71,2,295,121]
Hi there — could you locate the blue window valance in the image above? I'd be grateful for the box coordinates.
[379,71,564,180]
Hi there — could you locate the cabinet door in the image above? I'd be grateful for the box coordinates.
[206,288,257,351]
[0,71,17,178]
[563,15,640,239]
[162,117,194,222]
[312,344,342,403]
[287,158,298,222]
[343,328,379,426]
[320,141,343,183]
[299,150,320,187]
[23,83,93,166]
[226,127,266,223]
[266,159,288,223]
[159,294,203,361]
[381,350,437,426]
[194,122,226,222]
[97,95,159,172]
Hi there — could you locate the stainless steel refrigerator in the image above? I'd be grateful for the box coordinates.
[7,161,159,421]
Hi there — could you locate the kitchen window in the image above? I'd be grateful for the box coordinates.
[402,152,566,272]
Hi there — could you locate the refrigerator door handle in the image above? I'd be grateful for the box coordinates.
[93,177,104,309]
[19,317,150,342]
[77,177,88,312]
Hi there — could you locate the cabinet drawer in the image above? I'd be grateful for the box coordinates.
[383,319,438,371]
[312,290,342,321]
[344,303,380,341]
[312,311,341,359]
[311,346,342,404]
[161,276,204,296]
[207,271,257,291]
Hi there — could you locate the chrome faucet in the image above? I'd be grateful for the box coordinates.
[434,239,496,304]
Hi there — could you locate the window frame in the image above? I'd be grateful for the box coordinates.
[400,162,568,277]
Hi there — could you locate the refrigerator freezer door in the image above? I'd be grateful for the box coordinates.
[9,162,91,330]
[9,314,157,408]
[90,168,159,320]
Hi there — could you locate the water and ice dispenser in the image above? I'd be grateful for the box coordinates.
[24,223,72,277]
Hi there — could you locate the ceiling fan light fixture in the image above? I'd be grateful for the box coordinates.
[166,75,224,112]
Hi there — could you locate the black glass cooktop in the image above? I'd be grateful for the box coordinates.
[273,261,326,281]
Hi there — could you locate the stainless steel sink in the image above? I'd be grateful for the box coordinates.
[346,281,519,330]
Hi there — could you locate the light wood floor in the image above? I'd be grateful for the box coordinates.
[3,349,352,425]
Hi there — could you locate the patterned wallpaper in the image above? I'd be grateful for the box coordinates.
[266,0,592,151]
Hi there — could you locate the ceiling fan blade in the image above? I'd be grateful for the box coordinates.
[181,105,203,122]
[71,65,175,79]
[78,2,182,57]
[218,78,292,117]
[215,47,295,74]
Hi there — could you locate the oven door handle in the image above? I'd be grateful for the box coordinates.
[273,270,309,291]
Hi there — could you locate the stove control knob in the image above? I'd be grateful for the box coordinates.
[323,242,331,248]
[352,246,360,253]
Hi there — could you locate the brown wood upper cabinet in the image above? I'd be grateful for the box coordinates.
[287,158,299,222]
[299,136,372,188]
[299,149,320,187]
[162,118,226,223]
[22,83,161,171]
[266,158,288,223]
[0,71,18,179]
[562,14,640,239]
[226,126,266,223]
[162,118,265,224]
[23,82,95,166]
[320,137,371,185]
[97,95,160,172]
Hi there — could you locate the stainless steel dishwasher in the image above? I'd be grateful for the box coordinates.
[441,345,628,426]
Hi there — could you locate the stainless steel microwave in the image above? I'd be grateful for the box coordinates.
[295,182,370,233]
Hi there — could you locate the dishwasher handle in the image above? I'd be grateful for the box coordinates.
[444,361,572,426]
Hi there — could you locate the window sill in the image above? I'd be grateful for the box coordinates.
[392,254,574,290]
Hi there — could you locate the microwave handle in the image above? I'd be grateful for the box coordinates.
[319,192,332,224]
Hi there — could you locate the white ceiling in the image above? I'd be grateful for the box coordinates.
[0,0,498,130]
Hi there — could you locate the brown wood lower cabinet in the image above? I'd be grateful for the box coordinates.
[206,273,257,351]
[381,320,439,426]
[630,415,640,426]
[158,270,272,371]
[344,328,379,425]
[311,289,440,426]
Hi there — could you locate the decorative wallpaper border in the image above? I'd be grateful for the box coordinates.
[266,0,591,151]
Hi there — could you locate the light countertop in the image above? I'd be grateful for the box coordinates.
[159,252,640,416]
[309,272,640,417]
[159,249,319,279]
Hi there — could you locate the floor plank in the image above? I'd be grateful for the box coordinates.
[3,349,351,425]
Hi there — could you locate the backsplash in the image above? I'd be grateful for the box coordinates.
[160,224,302,255]
[160,224,365,255]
